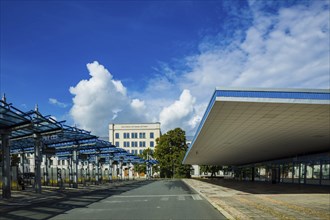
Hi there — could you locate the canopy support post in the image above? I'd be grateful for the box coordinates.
[34,133,42,194]
[1,129,11,199]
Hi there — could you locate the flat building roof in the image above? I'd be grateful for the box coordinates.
[183,87,330,166]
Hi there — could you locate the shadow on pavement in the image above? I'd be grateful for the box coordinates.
[197,178,330,194]
[0,180,155,220]
[163,179,192,193]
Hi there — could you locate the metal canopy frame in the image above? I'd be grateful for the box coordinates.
[0,99,31,131]
[1,97,145,199]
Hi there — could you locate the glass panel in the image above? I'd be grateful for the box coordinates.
[322,163,330,180]
[256,166,267,181]
[293,163,300,183]
[280,164,292,183]
[300,163,305,184]
[282,163,293,183]
[313,164,320,179]
[306,164,313,179]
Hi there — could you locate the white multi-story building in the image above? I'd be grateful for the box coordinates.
[109,123,161,155]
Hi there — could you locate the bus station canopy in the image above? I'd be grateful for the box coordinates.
[0,98,33,133]
[1,97,143,164]
[183,88,330,166]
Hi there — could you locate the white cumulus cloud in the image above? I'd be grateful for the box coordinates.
[159,89,196,132]
[69,61,147,136]
[68,1,329,137]
[231,1,329,88]
[49,98,68,108]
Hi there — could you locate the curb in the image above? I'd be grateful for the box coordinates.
[182,179,234,220]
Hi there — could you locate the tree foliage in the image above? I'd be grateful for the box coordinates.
[11,154,20,167]
[154,128,191,178]
[134,148,158,174]
[200,165,223,177]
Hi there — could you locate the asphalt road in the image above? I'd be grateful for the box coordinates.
[49,179,225,220]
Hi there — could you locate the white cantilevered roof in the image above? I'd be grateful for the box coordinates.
[183,88,330,166]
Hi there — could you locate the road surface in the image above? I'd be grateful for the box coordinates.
[50,179,225,220]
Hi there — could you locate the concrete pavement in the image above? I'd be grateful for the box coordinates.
[1,178,329,219]
[183,178,330,220]
[0,180,147,219]
[1,180,225,220]
[50,179,225,220]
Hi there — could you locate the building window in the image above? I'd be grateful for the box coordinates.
[131,141,138,147]
[139,141,146,147]
[115,133,120,139]
[124,141,130,147]
[150,132,154,139]
[131,132,138,139]
[115,142,120,147]
[124,133,130,139]
[139,150,143,155]
[150,141,154,147]
[139,132,146,139]
[322,163,330,180]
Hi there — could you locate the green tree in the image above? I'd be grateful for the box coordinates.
[11,154,20,167]
[154,128,191,178]
[134,148,159,175]
[200,165,223,178]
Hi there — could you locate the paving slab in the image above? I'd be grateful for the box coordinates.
[0,180,142,214]
[183,178,330,220]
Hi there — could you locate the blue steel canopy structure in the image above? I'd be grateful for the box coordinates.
[1,96,145,198]
[0,97,143,163]
[0,98,32,132]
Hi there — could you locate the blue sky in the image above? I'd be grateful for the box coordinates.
[1,0,329,137]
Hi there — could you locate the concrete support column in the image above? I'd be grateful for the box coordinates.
[128,162,132,180]
[320,162,323,185]
[95,156,99,184]
[292,162,295,183]
[146,162,150,179]
[303,163,307,184]
[72,148,78,188]
[1,129,11,199]
[86,160,90,182]
[19,153,23,174]
[119,158,123,180]
[34,133,42,194]
[68,157,72,187]
[109,157,113,182]
[47,157,50,184]
[43,155,48,186]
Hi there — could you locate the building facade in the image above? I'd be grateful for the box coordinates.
[109,123,161,155]
[183,87,330,185]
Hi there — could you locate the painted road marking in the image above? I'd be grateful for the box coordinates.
[113,194,196,198]
[192,194,203,200]
[113,194,203,201]
[178,195,185,200]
